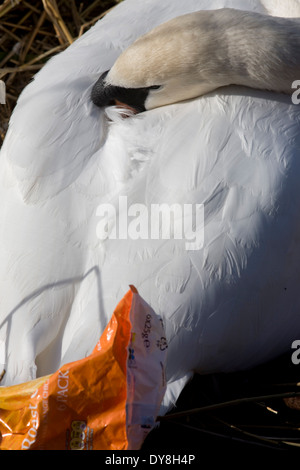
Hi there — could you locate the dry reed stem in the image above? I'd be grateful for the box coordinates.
[0,0,24,19]
[42,0,74,45]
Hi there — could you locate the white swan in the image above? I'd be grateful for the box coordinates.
[0,0,300,416]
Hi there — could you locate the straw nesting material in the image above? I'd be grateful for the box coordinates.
[0,0,122,146]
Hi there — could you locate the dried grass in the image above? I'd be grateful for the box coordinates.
[0,0,122,146]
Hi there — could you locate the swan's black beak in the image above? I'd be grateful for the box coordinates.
[91,70,159,114]
[91,70,113,107]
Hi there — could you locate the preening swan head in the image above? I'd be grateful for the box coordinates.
[91,8,300,113]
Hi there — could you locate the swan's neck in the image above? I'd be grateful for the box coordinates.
[194,10,300,96]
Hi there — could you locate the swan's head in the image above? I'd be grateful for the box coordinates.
[91,12,226,113]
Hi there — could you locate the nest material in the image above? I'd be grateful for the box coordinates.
[145,352,300,452]
[0,0,122,146]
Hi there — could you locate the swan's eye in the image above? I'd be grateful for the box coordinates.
[149,85,161,90]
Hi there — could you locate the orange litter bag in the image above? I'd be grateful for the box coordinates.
[0,286,167,450]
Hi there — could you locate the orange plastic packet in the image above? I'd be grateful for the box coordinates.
[0,286,167,450]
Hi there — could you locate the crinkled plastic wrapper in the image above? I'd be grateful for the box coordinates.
[0,286,167,450]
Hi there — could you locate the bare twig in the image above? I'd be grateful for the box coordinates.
[157,391,300,421]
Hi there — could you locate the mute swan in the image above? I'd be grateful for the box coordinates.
[0,0,300,419]
[91,8,300,112]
